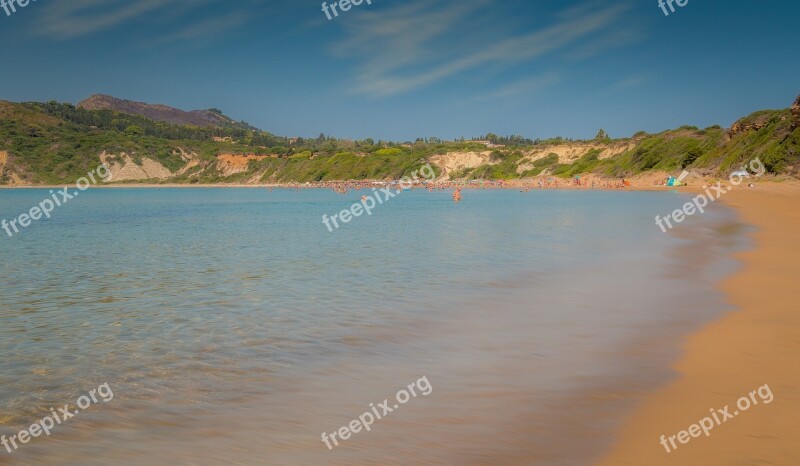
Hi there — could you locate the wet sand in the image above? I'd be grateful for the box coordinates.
[600,182,800,465]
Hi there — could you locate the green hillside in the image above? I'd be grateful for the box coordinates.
[1,96,798,185]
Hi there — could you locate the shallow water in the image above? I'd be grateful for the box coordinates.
[0,188,747,465]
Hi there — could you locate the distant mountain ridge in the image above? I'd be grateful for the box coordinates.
[77,94,249,129]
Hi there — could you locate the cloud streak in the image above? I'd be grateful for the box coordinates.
[32,0,255,42]
[33,0,192,39]
[336,0,634,97]
[488,72,561,99]
[151,10,251,44]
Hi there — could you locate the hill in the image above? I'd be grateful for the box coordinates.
[77,94,256,130]
[0,95,798,186]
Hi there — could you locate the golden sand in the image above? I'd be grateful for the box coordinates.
[600,182,800,465]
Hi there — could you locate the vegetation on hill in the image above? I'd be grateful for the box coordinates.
[76,94,257,130]
[0,96,798,185]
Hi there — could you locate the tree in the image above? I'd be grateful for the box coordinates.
[682,146,702,168]
[125,125,143,136]
[595,129,608,141]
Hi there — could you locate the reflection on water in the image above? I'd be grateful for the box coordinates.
[0,188,746,465]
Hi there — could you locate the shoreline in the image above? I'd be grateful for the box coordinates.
[3,172,792,191]
[598,181,800,465]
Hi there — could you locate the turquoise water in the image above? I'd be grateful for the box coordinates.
[0,188,746,465]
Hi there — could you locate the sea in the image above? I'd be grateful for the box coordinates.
[0,187,748,465]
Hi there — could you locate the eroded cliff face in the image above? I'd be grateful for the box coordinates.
[99,152,174,182]
[729,118,770,137]
[0,150,29,186]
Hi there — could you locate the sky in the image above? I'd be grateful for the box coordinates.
[0,0,798,141]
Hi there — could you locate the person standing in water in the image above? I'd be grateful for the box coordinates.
[453,188,462,202]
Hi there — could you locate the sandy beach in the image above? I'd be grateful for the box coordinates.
[600,181,800,465]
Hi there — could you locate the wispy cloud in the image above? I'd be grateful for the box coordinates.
[488,72,561,99]
[151,10,250,44]
[33,0,194,39]
[335,0,635,98]
[32,0,255,41]
[566,27,643,61]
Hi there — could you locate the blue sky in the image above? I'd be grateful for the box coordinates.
[0,0,798,141]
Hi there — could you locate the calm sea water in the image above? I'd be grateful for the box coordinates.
[0,188,747,465]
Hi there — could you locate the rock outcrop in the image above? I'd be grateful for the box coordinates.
[216,154,269,177]
[429,151,494,180]
[729,119,770,137]
[99,152,173,182]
